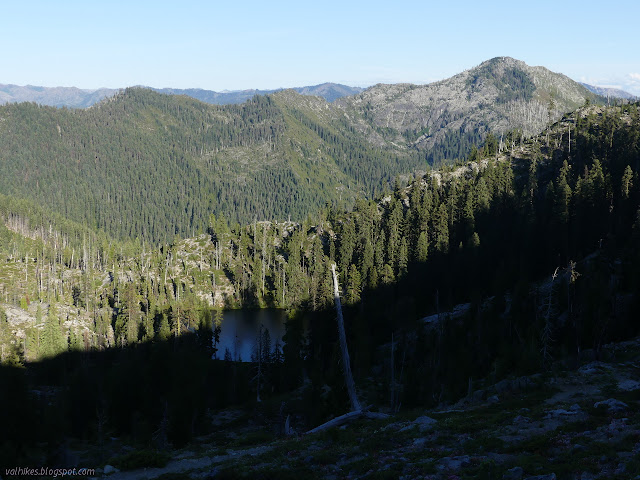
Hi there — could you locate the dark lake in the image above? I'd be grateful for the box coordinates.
[214,309,287,361]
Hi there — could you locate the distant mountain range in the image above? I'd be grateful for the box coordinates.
[580,83,637,101]
[0,82,364,108]
[7,74,635,113]
[153,83,364,104]
[0,84,118,108]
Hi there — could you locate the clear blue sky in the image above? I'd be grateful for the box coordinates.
[3,0,639,95]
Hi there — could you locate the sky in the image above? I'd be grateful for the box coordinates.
[2,0,640,95]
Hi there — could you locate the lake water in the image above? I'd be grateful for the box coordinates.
[214,309,287,361]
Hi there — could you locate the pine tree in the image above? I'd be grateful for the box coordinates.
[157,311,171,341]
[419,187,432,232]
[345,264,362,304]
[621,165,633,199]
[24,327,39,361]
[338,219,356,272]
[68,328,83,352]
[475,177,491,212]
[386,201,403,268]
[0,308,10,363]
[461,190,476,241]
[359,239,374,289]
[261,327,272,365]
[470,232,481,249]
[416,230,429,262]
[483,133,499,157]
[40,303,65,358]
[553,161,572,225]
[213,308,223,357]
[528,150,540,205]
[433,203,449,254]
[381,264,395,285]
[374,231,386,273]
[398,237,408,277]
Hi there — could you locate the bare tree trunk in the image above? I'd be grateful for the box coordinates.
[541,268,559,369]
[390,332,395,411]
[331,263,361,412]
[256,324,262,403]
[282,266,285,307]
[307,266,392,435]
[306,409,388,434]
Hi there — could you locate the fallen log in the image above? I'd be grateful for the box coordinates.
[331,263,361,412]
[305,265,390,435]
[306,410,390,435]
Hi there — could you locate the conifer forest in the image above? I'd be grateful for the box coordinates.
[1,68,640,479]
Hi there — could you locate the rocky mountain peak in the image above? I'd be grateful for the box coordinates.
[337,57,600,162]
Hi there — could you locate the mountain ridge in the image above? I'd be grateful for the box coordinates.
[1,57,607,115]
[0,82,364,108]
[0,83,118,108]
[580,82,638,101]
[0,57,610,243]
[0,87,413,242]
[336,56,602,162]
[153,82,365,104]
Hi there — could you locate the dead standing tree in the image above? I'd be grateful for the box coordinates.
[540,267,559,370]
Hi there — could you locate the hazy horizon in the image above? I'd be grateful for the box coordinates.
[3,0,640,95]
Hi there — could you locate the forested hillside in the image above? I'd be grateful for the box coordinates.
[1,100,638,406]
[0,88,418,243]
[1,100,639,474]
[0,58,606,247]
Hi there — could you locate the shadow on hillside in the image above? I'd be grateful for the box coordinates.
[3,180,640,472]
[0,331,259,471]
[3,231,640,471]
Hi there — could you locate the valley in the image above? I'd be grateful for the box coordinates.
[0,57,639,480]
[0,58,605,244]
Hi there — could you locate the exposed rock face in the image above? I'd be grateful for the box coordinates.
[337,57,600,156]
